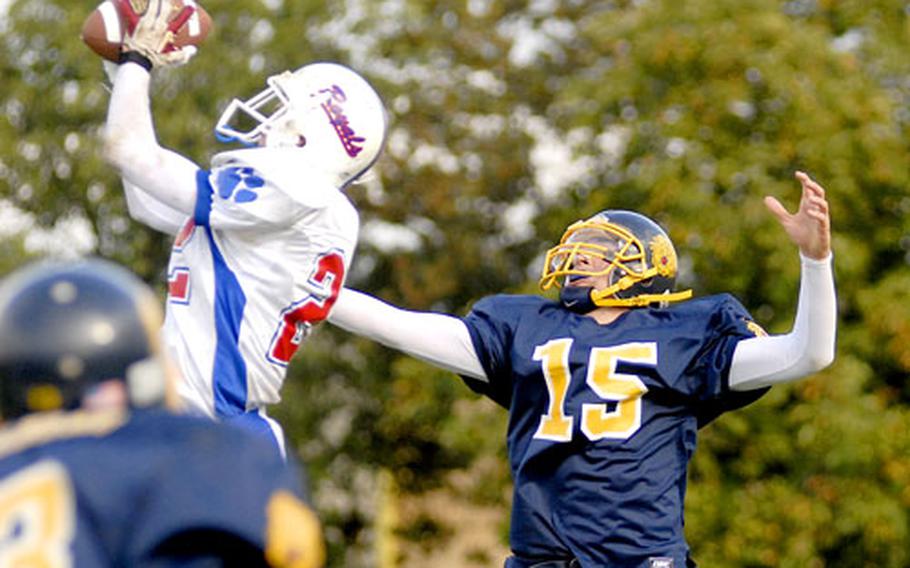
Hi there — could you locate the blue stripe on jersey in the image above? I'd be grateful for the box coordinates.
[196,171,249,418]
[195,169,213,225]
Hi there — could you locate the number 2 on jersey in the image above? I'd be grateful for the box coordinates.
[533,340,654,442]
[268,251,345,366]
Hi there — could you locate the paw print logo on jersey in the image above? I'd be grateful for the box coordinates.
[216,167,264,203]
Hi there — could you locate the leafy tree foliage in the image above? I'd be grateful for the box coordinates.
[2,0,909,566]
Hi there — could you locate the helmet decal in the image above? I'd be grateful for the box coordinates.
[318,85,367,158]
[649,235,677,278]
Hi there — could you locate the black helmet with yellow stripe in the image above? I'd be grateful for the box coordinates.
[540,210,692,311]
[0,258,169,420]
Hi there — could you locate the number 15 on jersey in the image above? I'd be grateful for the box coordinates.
[533,340,655,443]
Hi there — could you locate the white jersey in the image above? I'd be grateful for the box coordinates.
[124,148,358,419]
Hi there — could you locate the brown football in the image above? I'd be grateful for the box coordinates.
[81,0,213,62]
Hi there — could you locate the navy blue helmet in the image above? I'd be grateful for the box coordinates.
[540,210,692,310]
[0,258,167,419]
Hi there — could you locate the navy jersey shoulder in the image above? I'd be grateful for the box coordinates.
[0,409,320,567]
[462,292,764,413]
[459,293,769,565]
[459,294,557,406]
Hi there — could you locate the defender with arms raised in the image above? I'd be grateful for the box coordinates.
[328,171,836,567]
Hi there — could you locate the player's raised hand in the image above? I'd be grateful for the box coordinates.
[764,171,831,260]
[121,0,197,69]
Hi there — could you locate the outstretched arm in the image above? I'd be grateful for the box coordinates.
[729,171,836,391]
[104,62,199,215]
[101,0,200,216]
[328,288,487,380]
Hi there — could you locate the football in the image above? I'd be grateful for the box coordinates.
[81,0,213,62]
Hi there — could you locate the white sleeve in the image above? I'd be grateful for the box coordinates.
[103,63,199,215]
[328,288,488,380]
[122,179,187,236]
[729,254,836,391]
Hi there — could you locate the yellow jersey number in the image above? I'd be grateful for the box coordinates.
[533,340,655,442]
[0,460,75,568]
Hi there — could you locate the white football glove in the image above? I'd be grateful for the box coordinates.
[121,0,197,69]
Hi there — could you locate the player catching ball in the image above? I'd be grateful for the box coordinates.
[99,0,388,455]
[328,172,836,567]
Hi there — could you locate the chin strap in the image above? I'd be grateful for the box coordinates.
[560,285,693,312]
[591,288,693,308]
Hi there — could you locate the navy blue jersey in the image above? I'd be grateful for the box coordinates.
[461,293,768,567]
[0,408,322,567]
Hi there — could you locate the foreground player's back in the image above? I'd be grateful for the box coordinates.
[0,407,324,567]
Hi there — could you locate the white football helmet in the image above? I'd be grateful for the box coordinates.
[215,62,387,188]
